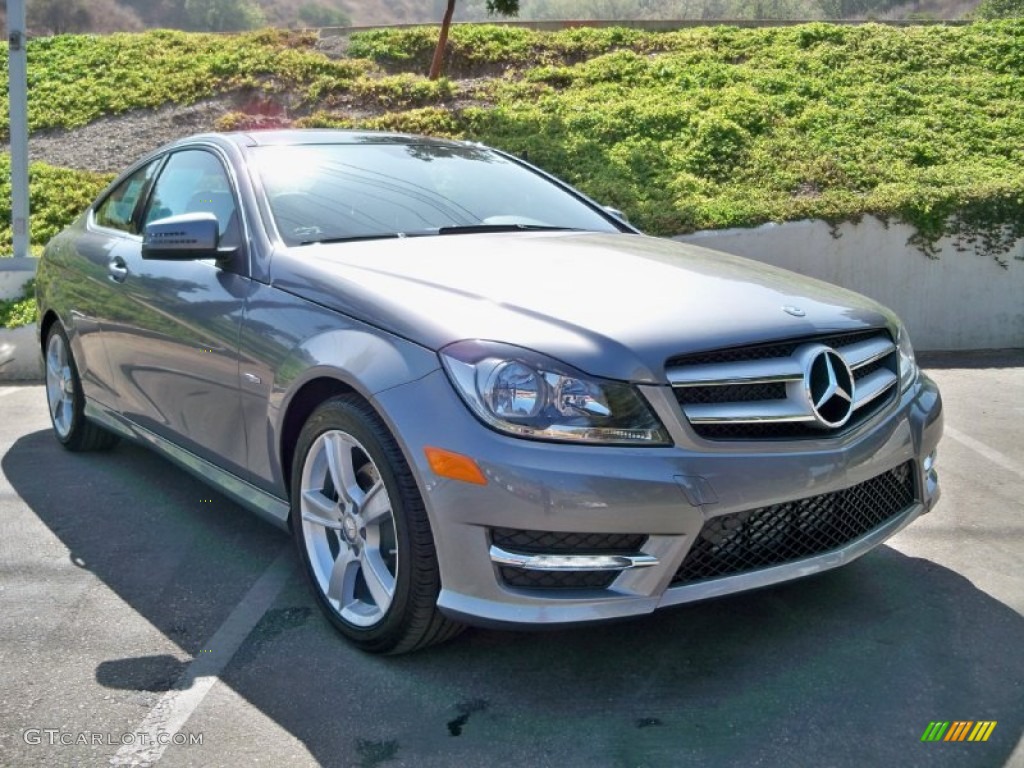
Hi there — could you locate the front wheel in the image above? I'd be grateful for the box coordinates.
[44,324,119,452]
[291,395,462,654]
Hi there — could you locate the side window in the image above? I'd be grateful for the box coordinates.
[94,159,162,234]
[143,150,240,247]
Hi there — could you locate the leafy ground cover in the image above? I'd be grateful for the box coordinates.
[0,279,37,329]
[2,22,1022,267]
[339,22,1024,259]
[0,28,367,133]
[0,155,111,255]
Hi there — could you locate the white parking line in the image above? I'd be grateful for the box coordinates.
[0,387,24,398]
[111,546,294,767]
[945,426,1024,481]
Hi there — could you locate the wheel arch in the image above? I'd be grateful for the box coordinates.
[279,375,361,509]
[39,309,61,355]
[269,325,440,512]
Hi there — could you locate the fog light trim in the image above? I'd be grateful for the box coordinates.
[489,546,658,572]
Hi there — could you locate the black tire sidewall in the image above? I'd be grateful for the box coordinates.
[46,324,88,447]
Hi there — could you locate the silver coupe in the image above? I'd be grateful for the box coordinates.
[36,130,943,653]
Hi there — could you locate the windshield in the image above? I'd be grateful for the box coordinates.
[250,142,622,246]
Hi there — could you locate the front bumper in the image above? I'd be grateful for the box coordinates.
[373,369,943,628]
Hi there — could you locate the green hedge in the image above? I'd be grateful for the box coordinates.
[0,155,111,253]
[0,28,368,133]
[344,22,1024,260]
[0,279,37,329]
[1,23,1022,267]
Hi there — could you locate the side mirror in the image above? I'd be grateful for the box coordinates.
[603,206,629,223]
[142,213,220,260]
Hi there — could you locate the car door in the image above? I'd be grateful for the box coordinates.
[100,147,252,475]
[61,158,165,409]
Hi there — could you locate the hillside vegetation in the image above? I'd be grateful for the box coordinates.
[1,22,1023,264]
[17,0,351,35]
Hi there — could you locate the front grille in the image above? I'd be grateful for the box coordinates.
[499,568,618,590]
[693,387,892,440]
[490,528,646,554]
[675,381,787,406]
[666,329,882,368]
[671,462,916,586]
[667,329,899,441]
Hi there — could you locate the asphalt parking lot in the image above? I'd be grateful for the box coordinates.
[1,352,1022,768]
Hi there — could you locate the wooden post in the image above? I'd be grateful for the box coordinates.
[429,0,456,81]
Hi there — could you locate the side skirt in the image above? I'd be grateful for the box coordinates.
[84,400,291,531]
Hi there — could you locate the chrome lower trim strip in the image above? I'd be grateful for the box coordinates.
[659,501,923,607]
[84,400,291,530]
[489,545,659,572]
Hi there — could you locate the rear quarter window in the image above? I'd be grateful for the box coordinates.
[94,160,162,234]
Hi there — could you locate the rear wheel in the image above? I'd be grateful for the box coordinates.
[44,324,119,452]
[291,395,462,654]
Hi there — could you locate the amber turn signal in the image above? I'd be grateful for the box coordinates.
[424,447,487,485]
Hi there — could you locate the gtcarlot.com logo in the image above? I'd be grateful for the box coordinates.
[921,721,997,742]
[23,729,203,747]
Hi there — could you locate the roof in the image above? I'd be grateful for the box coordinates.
[228,129,470,148]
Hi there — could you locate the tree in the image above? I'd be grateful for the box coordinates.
[84,0,145,33]
[183,0,264,32]
[297,3,352,27]
[119,0,184,27]
[28,0,91,35]
[429,0,520,80]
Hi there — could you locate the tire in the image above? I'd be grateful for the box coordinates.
[290,395,463,654]
[44,324,119,452]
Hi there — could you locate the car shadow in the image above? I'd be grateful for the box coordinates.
[4,429,1022,768]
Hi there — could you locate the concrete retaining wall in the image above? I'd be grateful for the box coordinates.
[318,19,969,36]
[0,258,40,381]
[675,216,1024,352]
[0,257,35,301]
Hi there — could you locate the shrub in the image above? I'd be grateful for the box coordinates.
[974,0,1024,18]
[0,155,111,252]
[0,280,37,329]
[2,22,1022,264]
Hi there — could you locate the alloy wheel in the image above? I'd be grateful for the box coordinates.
[299,430,399,627]
[45,331,75,439]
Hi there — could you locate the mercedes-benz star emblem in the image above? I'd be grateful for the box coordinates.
[805,348,855,428]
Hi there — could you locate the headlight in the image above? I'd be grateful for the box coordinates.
[897,325,918,391]
[440,340,671,445]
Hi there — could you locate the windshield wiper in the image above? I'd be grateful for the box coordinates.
[436,224,584,236]
[299,233,409,246]
[298,225,583,245]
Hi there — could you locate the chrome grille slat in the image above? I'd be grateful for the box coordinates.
[686,400,815,424]
[842,337,897,369]
[668,358,803,387]
[666,329,899,441]
[852,368,898,409]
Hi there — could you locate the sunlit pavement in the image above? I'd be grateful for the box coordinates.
[1,353,1022,767]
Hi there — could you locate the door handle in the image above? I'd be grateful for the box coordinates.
[108,256,128,283]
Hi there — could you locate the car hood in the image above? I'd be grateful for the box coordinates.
[271,232,896,383]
